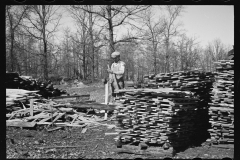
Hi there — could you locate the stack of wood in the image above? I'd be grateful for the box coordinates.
[144,70,215,114]
[6,72,67,98]
[143,70,216,141]
[114,88,207,148]
[144,70,215,96]
[6,89,42,113]
[207,60,234,145]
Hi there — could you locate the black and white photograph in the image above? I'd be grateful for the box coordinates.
[6,5,234,159]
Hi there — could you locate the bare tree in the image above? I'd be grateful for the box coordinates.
[163,5,184,73]
[174,34,199,71]
[61,27,73,78]
[75,5,150,57]
[21,5,62,81]
[115,37,139,81]
[140,8,166,74]
[69,5,112,81]
[208,39,227,61]
[6,5,29,72]
[205,39,228,71]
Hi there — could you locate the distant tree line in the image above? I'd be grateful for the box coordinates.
[6,5,231,83]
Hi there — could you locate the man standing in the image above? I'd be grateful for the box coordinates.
[107,51,125,99]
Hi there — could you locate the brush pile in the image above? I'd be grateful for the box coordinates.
[114,88,209,149]
[207,60,234,145]
[6,72,67,98]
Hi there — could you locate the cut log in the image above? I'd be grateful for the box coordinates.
[47,113,66,128]
[36,122,87,127]
[25,112,50,121]
[58,108,73,112]
[212,144,234,149]
[51,95,90,99]
[30,99,38,117]
[70,102,123,111]
[71,115,79,124]
[47,127,63,132]
[38,112,59,123]
[6,120,36,128]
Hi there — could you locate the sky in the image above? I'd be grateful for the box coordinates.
[180,5,234,47]
[57,5,234,48]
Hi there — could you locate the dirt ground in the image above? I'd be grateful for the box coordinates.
[6,82,234,159]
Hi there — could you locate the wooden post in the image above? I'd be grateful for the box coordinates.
[104,72,109,120]
[30,99,38,117]
[30,99,34,117]
[105,81,109,105]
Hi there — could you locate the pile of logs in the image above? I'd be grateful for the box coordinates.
[6,72,67,98]
[142,70,216,142]
[6,90,117,130]
[144,70,215,101]
[114,88,208,149]
[207,60,234,145]
[6,89,42,113]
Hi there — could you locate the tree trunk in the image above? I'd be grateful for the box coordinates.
[82,25,86,80]
[180,49,183,71]
[105,5,115,80]
[10,32,15,72]
[165,39,169,73]
[126,67,129,80]
[96,50,99,78]
[83,47,86,80]
[42,5,48,81]
[88,7,95,82]
[43,39,48,81]
[107,5,115,57]
[22,35,28,75]
[153,44,157,75]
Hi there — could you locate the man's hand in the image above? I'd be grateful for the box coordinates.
[102,78,108,84]
[107,69,113,74]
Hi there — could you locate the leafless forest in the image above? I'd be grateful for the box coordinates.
[6,5,231,82]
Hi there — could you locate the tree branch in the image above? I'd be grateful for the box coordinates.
[114,37,138,44]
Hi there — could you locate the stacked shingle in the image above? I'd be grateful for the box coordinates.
[115,88,206,148]
[143,70,216,142]
[207,60,234,145]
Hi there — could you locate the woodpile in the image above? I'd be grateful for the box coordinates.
[141,70,216,143]
[114,88,208,149]
[144,70,215,101]
[6,90,117,130]
[207,60,234,145]
[6,89,42,113]
[143,70,215,127]
[6,72,67,98]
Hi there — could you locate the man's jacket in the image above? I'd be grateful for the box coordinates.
[110,61,125,80]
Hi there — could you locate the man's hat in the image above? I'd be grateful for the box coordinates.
[111,51,120,58]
